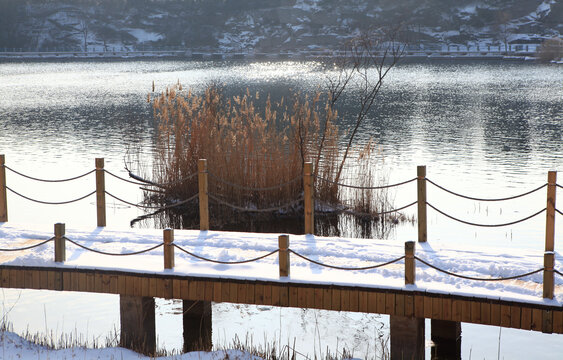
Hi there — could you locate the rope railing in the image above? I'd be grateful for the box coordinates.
[6,186,96,205]
[289,249,405,270]
[208,171,301,191]
[2,165,95,183]
[426,178,547,201]
[174,244,279,264]
[556,208,563,216]
[555,269,563,277]
[314,199,417,217]
[125,171,198,188]
[414,256,545,281]
[104,170,152,187]
[557,184,563,190]
[0,237,54,251]
[426,202,546,227]
[208,193,304,213]
[314,175,417,190]
[105,191,198,210]
[64,237,164,256]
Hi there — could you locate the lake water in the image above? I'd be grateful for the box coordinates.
[0,59,562,358]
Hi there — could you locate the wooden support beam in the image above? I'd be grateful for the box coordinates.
[431,320,461,360]
[390,315,425,360]
[54,223,65,262]
[0,154,7,222]
[183,300,212,352]
[417,165,427,242]
[120,295,155,356]
[95,158,106,227]
[198,159,209,230]
[163,228,174,269]
[304,162,314,234]
[278,235,290,277]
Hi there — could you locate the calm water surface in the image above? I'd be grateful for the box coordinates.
[0,59,562,358]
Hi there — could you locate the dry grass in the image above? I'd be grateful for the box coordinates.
[148,83,391,229]
[537,38,563,62]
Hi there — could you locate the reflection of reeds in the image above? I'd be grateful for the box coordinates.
[149,83,396,230]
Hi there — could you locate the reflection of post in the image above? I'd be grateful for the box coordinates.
[183,300,212,352]
[417,166,427,242]
[198,159,209,230]
[95,158,106,227]
[431,320,461,359]
[0,154,7,222]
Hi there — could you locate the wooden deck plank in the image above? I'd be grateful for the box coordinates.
[349,290,359,312]
[461,300,472,323]
[395,294,405,317]
[552,310,563,334]
[255,283,265,305]
[432,297,442,319]
[297,287,307,308]
[263,284,273,306]
[531,308,542,331]
[542,310,553,333]
[196,280,205,301]
[359,291,368,313]
[491,303,501,326]
[510,306,521,329]
[173,279,182,299]
[471,301,481,323]
[271,285,280,306]
[481,302,491,325]
[414,295,424,318]
[313,288,323,309]
[246,282,255,304]
[331,289,341,311]
[405,295,414,317]
[376,293,386,314]
[289,286,299,307]
[279,285,289,307]
[423,296,432,318]
[452,300,462,322]
[221,281,230,303]
[204,281,214,302]
[213,281,222,303]
[385,293,395,316]
[500,305,511,328]
[341,289,351,312]
[521,307,532,331]
[367,292,377,314]
[230,282,239,303]
[323,288,332,310]
[442,298,452,321]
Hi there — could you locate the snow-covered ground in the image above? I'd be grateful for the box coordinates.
[0,330,262,360]
[0,222,561,306]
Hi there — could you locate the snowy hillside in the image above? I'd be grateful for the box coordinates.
[0,0,561,53]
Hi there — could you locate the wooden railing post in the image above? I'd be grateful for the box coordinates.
[54,223,66,262]
[278,235,290,277]
[543,251,554,299]
[95,158,106,227]
[405,241,415,285]
[163,228,174,269]
[0,155,7,222]
[417,166,427,243]
[304,162,314,235]
[198,159,209,231]
[545,171,556,252]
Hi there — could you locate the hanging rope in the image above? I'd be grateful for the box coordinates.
[414,256,544,281]
[174,244,279,264]
[104,170,152,186]
[555,269,563,277]
[64,237,163,256]
[6,187,96,205]
[556,208,563,216]
[208,193,303,213]
[105,191,198,210]
[126,171,198,188]
[314,175,417,190]
[426,178,547,202]
[289,250,405,270]
[2,165,95,183]
[0,237,54,251]
[208,171,301,191]
[427,202,546,227]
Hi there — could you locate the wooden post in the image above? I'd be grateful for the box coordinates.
[198,159,209,231]
[304,162,314,235]
[163,228,174,269]
[279,234,290,277]
[417,165,427,243]
[54,223,65,262]
[544,251,554,299]
[0,154,7,222]
[120,295,156,356]
[405,241,415,285]
[431,320,461,359]
[545,171,556,252]
[390,316,425,360]
[183,300,212,352]
[95,158,106,227]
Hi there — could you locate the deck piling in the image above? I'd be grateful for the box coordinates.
[119,295,156,356]
[0,154,7,222]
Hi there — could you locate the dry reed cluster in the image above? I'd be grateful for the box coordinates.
[149,83,389,228]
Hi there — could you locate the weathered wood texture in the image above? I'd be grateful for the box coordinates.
[198,159,209,230]
[417,165,427,242]
[1,266,561,334]
[0,154,7,222]
[95,158,106,227]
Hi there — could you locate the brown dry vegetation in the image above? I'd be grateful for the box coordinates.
[537,38,563,62]
[147,83,389,227]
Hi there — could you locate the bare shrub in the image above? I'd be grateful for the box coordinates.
[537,38,563,62]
